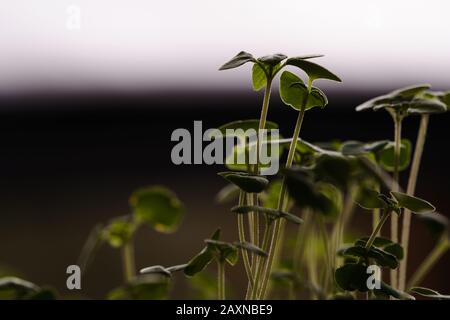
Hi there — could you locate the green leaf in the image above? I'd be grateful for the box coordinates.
[0,277,39,299]
[375,282,415,300]
[384,243,404,260]
[335,264,369,292]
[204,240,238,266]
[234,241,268,257]
[377,139,411,172]
[356,189,389,210]
[215,184,240,204]
[130,186,184,233]
[252,63,267,91]
[285,58,341,82]
[219,51,256,70]
[230,205,303,224]
[184,248,215,277]
[355,84,430,112]
[394,84,431,98]
[341,140,389,156]
[261,180,283,209]
[408,98,447,115]
[284,168,335,215]
[411,287,450,300]
[314,154,353,191]
[101,216,135,248]
[343,246,398,269]
[390,191,436,214]
[218,172,269,193]
[257,53,287,66]
[279,71,328,111]
[317,183,343,218]
[184,228,223,277]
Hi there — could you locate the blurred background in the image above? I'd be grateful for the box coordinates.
[0,0,449,298]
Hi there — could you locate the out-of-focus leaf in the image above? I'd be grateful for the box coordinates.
[215,184,240,204]
[130,186,184,233]
[101,216,135,248]
[108,275,169,300]
[377,139,411,172]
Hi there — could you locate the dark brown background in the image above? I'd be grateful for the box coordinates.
[0,89,449,298]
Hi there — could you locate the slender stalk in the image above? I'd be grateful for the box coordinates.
[390,114,402,289]
[237,191,254,291]
[399,114,429,291]
[365,209,391,250]
[373,183,381,236]
[122,241,135,282]
[317,215,332,295]
[407,237,450,290]
[259,104,307,299]
[217,261,226,300]
[251,219,272,299]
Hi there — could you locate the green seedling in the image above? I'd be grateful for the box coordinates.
[356,84,446,289]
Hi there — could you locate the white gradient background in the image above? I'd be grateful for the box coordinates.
[0,0,449,93]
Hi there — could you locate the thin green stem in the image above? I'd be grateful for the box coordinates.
[237,191,254,292]
[251,219,272,299]
[365,209,391,250]
[218,261,226,300]
[122,241,135,283]
[407,237,450,290]
[399,114,429,291]
[259,102,308,299]
[391,114,402,289]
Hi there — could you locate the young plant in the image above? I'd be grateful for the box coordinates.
[77,185,184,290]
[258,60,340,299]
[184,229,266,300]
[355,84,446,288]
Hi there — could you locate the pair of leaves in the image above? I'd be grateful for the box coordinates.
[220,51,341,90]
[184,229,237,277]
[356,190,435,215]
[355,237,404,260]
[184,229,268,277]
[356,84,447,115]
[218,172,269,193]
[279,71,328,111]
[342,245,398,269]
[230,205,303,225]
